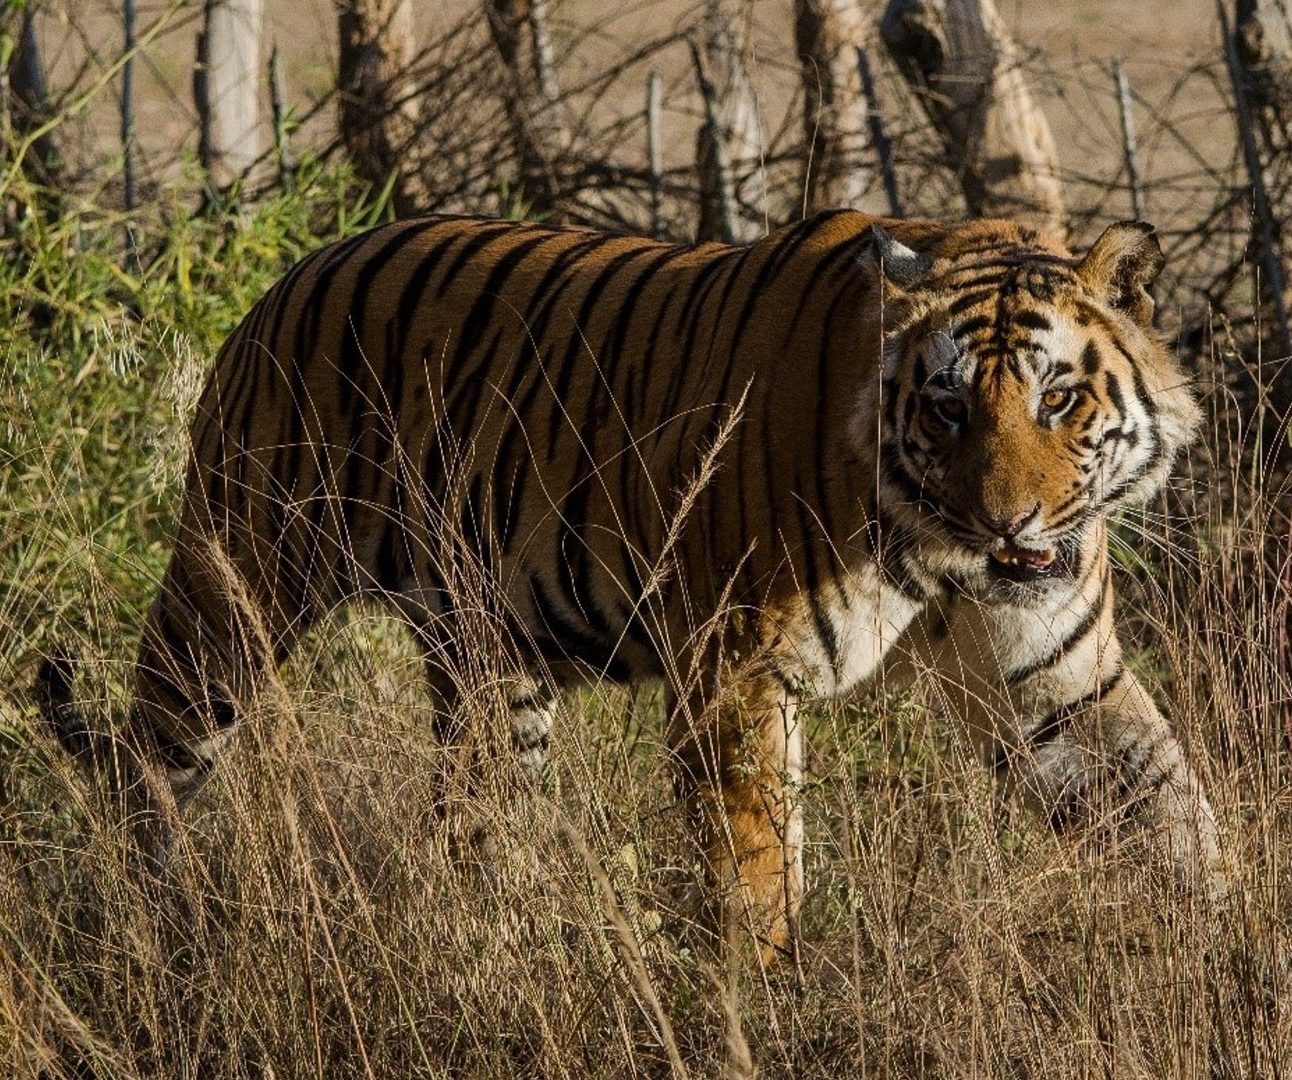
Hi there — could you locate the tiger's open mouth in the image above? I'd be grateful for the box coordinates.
[987,542,1059,583]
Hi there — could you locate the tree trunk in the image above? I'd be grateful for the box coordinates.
[486,0,568,219]
[694,0,763,241]
[1230,0,1292,724]
[1233,0,1292,383]
[1237,0,1292,126]
[196,0,265,191]
[7,3,59,184]
[794,0,871,212]
[337,0,432,216]
[880,0,1065,235]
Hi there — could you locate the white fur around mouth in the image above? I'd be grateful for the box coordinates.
[990,543,1056,570]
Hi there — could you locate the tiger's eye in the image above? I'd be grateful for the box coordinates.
[1042,388,1074,413]
[932,398,966,425]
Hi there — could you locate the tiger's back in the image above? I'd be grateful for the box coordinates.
[189,212,893,686]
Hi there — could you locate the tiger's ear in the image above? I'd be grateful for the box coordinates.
[1076,221,1165,326]
[869,224,933,291]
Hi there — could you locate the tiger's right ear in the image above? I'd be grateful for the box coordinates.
[869,223,933,291]
[1076,221,1165,326]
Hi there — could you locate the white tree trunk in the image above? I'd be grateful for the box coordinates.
[794,0,871,212]
[197,0,265,189]
[486,0,570,217]
[696,0,763,241]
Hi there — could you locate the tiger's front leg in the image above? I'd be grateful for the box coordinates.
[670,669,804,966]
[1043,672,1225,898]
[916,546,1227,899]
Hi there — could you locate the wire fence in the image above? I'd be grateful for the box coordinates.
[4,1,1283,339]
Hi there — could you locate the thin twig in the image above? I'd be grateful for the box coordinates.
[647,69,663,239]
[1113,57,1144,220]
[121,0,137,215]
[856,44,902,217]
[268,43,293,192]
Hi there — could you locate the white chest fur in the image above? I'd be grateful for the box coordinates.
[776,563,922,698]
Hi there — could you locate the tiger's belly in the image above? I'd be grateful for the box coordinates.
[769,562,923,699]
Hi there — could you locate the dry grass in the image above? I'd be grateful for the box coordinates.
[1,327,1290,1078]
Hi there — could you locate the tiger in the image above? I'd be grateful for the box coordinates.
[38,209,1227,964]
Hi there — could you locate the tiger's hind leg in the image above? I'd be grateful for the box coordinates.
[413,631,559,897]
[414,629,557,789]
[105,529,316,874]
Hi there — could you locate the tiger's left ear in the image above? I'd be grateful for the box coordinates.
[869,224,933,291]
[1076,221,1165,327]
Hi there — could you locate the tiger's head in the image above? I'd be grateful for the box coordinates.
[868,219,1200,598]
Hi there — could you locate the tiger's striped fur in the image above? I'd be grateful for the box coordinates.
[40,210,1226,960]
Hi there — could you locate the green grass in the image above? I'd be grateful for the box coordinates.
[1,160,390,660]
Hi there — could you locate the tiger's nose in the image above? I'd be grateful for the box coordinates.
[983,503,1040,538]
